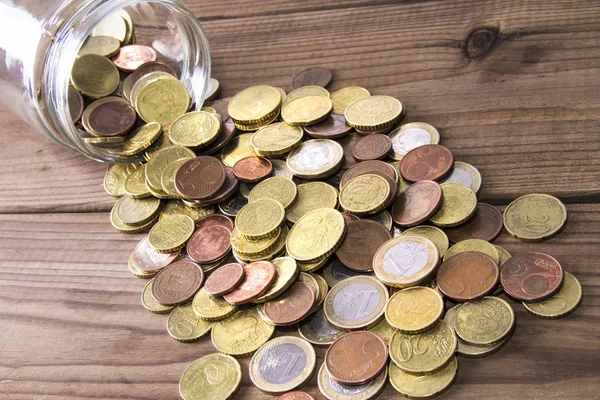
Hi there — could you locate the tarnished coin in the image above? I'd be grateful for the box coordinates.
[167,302,213,342]
[446,203,503,243]
[345,95,403,131]
[400,144,454,182]
[112,44,157,72]
[386,287,444,333]
[196,214,234,231]
[251,122,304,156]
[152,260,204,306]
[259,282,316,326]
[454,296,515,345]
[141,279,175,314]
[221,133,258,167]
[253,257,299,303]
[233,157,273,183]
[298,308,344,346]
[286,182,338,224]
[292,66,332,89]
[388,122,440,160]
[169,111,221,149]
[204,263,245,296]
[325,331,388,385]
[339,174,390,216]
[192,288,238,321]
[389,357,457,399]
[322,258,373,288]
[211,307,275,356]
[250,336,316,393]
[286,139,344,179]
[131,236,180,273]
[391,180,443,226]
[148,214,195,253]
[179,353,242,400]
[523,272,582,319]
[83,97,137,137]
[186,225,231,264]
[503,194,567,242]
[318,363,387,400]
[174,156,227,200]
[286,208,346,262]
[330,86,371,115]
[235,198,285,239]
[373,235,439,288]
[401,226,449,258]
[135,76,190,126]
[324,276,388,330]
[223,261,277,305]
[437,252,499,301]
[430,183,477,227]
[352,134,392,161]
[304,114,353,139]
[439,161,482,195]
[500,252,564,302]
[443,239,500,264]
[113,195,162,226]
[336,220,391,272]
[71,54,120,98]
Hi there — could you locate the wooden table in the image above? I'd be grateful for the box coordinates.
[1,1,599,399]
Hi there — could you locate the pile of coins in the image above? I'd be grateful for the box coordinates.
[83,15,582,397]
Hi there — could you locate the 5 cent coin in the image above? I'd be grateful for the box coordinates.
[500,252,564,302]
[391,180,443,227]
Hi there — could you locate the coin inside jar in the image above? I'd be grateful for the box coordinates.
[259,281,316,326]
[203,263,245,296]
[437,251,499,302]
[223,261,277,305]
[400,144,454,182]
[112,44,157,72]
[186,225,232,264]
[391,180,443,227]
[304,114,353,139]
[131,236,181,273]
[131,61,177,85]
[151,260,204,306]
[352,134,392,161]
[446,203,503,243]
[335,220,391,272]
[83,97,137,137]
[233,156,273,183]
[174,156,227,200]
[500,252,564,302]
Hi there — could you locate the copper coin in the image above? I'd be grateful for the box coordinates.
[197,121,236,156]
[186,225,232,264]
[400,144,454,182]
[325,331,388,385]
[68,86,84,122]
[174,156,227,200]
[205,99,230,122]
[232,157,273,183]
[88,98,137,137]
[341,212,359,223]
[112,45,157,72]
[336,220,392,272]
[277,391,315,400]
[195,214,234,232]
[338,133,362,171]
[391,180,443,227]
[339,160,396,189]
[262,282,316,326]
[304,114,353,139]
[446,203,503,243]
[201,167,240,205]
[500,252,564,302]
[203,263,245,296]
[223,261,277,305]
[292,66,332,89]
[437,251,499,302]
[151,260,204,306]
[352,134,392,161]
[132,236,181,273]
[131,61,177,85]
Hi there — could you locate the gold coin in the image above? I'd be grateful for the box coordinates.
[252,257,299,303]
[91,11,127,42]
[160,157,191,198]
[179,353,242,400]
[113,195,162,226]
[339,174,390,216]
[230,227,281,258]
[122,74,134,102]
[160,199,214,222]
[136,76,191,126]
[494,245,512,267]
[123,164,151,199]
[345,95,403,131]
[389,357,457,398]
[312,273,329,312]
[200,106,217,114]
[439,161,482,195]
[228,85,282,124]
[523,272,582,319]
[232,112,279,131]
[386,286,444,333]
[130,71,176,110]
[71,54,120,98]
[211,307,275,356]
[368,318,395,345]
[141,279,174,313]
[389,320,457,374]
[249,336,316,393]
[79,35,121,57]
[282,85,330,108]
[169,111,221,148]
[143,130,173,161]
[443,239,500,264]
[192,288,238,321]
[429,183,477,227]
[110,206,157,234]
[330,86,371,115]
[286,139,344,179]
[103,162,144,196]
[401,225,449,258]
[388,122,440,160]
[318,362,387,400]
[235,198,285,239]
[503,193,567,242]
[275,87,287,102]
[83,136,125,145]
[251,122,303,156]
[118,9,134,44]
[148,214,195,253]
[248,177,297,210]
[281,95,333,126]
[298,308,344,346]
[167,302,213,342]
[454,296,515,345]
[221,133,257,167]
[145,145,195,194]
[286,182,338,224]
[121,122,162,156]
[296,255,331,273]
[233,226,289,263]
[286,208,346,262]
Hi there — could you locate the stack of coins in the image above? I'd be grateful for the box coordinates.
[93,59,582,400]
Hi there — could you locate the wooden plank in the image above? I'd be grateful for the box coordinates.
[0,204,598,399]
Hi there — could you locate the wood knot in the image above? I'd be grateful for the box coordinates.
[465,28,499,59]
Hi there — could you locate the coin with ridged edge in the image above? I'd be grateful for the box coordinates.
[235,198,285,239]
[286,208,346,263]
[522,271,582,319]
[454,296,515,346]
[148,214,195,253]
[389,357,457,399]
[386,286,444,333]
[211,307,275,356]
[192,288,238,321]
[344,95,402,131]
[286,182,338,224]
[339,174,390,216]
[503,194,567,242]
[318,363,387,400]
[248,177,298,210]
[167,302,213,342]
[429,183,477,227]
[179,353,242,400]
[286,139,343,179]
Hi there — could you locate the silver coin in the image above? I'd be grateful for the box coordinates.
[382,240,429,277]
[438,161,482,194]
[318,363,387,400]
[271,159,294,179]
[258,342,307,384]
[332,282,380,321]
[218,193,248,216]
[322,257,372,288]
[203,78,220,101]
[286,139,343,178]
[298,308,344,345]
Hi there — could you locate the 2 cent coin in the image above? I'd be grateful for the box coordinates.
[292,66,332,89]
[400,144,454,182]
[233,156,273,183]
[204,263,246,296]
[174,156,226,200]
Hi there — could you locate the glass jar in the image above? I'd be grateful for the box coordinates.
[0,0,210,162]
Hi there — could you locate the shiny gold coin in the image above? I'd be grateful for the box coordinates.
[281,95,333,126]
[192,288,238,321]
[79,35,121,57]
[286,182,338,224]
[221,133,257,167]
[282,85,330,108]
[71,54,120,98]
[286,208,346,262]
[103,162,144,196]
[83,136,125,145]
[136,76,191,126]
[523,272,582,319]
[121,122,162,156]
[494,245,512,267]
[160,158,191,198]
[169,111,221,148]
[179,353,242,400]
[235,198,285,239]
[91,11,127,42]
[345,95,403,131]
[148,214,195,253]
[145,145,195,195]
[330,86,371,115]
[230,227,281,258]
[388,122,440,161]
[252,257,299,303]
[389,357,457,399]
[228,85,282,124]
[318,363,388,400]
[167,302,213,342]
[503,193,567,242]
[123,164,151,199]
[339,174,390,216]
[200,106,217,114]
[386,286,444,333]
[160,200,214,222]
[429,183,477,227]
[211,307,275,356]
[275,87,287,102]
[141,279,174,313]
[248,177,297,210]
[443,239,500,264]
[110,207,157,234]
[113,195,162,226]
[368,318,395,345]
[143,130,173,161]
[401,225,449,258]
[454,296,515,345]
[130,71,175,110]
[251,122,304,156]
[286,139,344,179]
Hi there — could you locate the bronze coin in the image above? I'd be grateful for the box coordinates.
[341,212,359,223]
[223,261,277,305]
[112,45,157,72]
[304,114,353,139]
[131,61,177,85]
[437,251,499,302]
[68,86,84,122]
[201,167,240,205]
[500,252,564,302]
[325,331,388,385]
[186,225,232,264]
[197,121,236,156]
[195,214,234,232]
[232,156,273,183]
[262,282,316,326]
[88,98,137,137]
[400,144,454,182]
[352,134,392,161]
[203,263,246,296]
[336,220,392,272]
[151,260,204,306]
[339,160,397,189]
[338,132,362,171]
[391,180,443,227]
[131,236,181,273]
[205,99,230,122]
[292,66,332,89]
[174,156,227,200]
[446,203,503,243]
[277,392,315,400]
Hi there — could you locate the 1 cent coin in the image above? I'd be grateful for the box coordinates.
[437,252,499,302]
[131,236,181,273]
[446,203,503,243]
[325,331,388,385]
[152,260,204,306]
[233,156,273,183]
[203,263,246,296]
[292,66,332,89]
[112,44,157,72]
[186,225,232,264]
[174,156,226,200]
[500,252,564,302]
[195,214,234,232]
[400,144,454,182]
[260,282,316,326]
[391,180,443,227]
[304,114,353,139]
[352,134,392,161]
[223,261,277,305]
[336,220,392,272]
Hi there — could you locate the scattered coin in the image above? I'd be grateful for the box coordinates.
[167,302,213,342]
[336,220,391,272]
[503,193,567,242]
[443,238,500,264]
[148,214,195,253]
[439,161,482,195]
[141,279,174,314]
[277,391,314,400]
[195,213,234,231]
[352,134,392,162]
[223,261,277,305]
[389,357,457,398]
[454,296,515,346]
[286,208,346,262]
[179,353,242,400]
[304,114,353,139]
[203,263,245,296]
[429,183,478,227]
[174,156,227,200]
[233,156,273,183]
[211,307,275,356]
[400,144,454,182]
[446,203,503,243]
[292,66,332,89]
[386,286,444,333]
[437,252,499,301]
[192,288,238,321]
[298,308,344,346]
[286,181,337,223]
[500,252,564,302]
[186,225,231,264]
[388,122,440,160]
[151,260,204,306]
[391,180,443,226]
[522,271,582,318]
[330,86,371,115]
[318,363,387,400]
[286,139,344,179]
